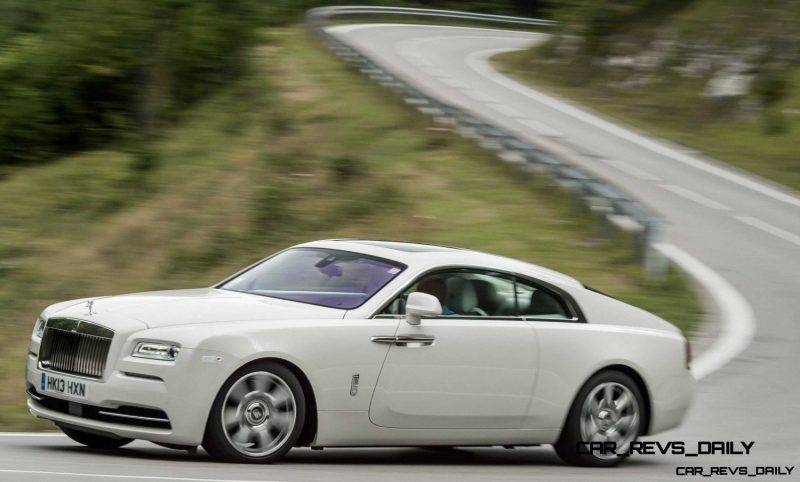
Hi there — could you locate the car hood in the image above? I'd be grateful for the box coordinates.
[51,288,346,329]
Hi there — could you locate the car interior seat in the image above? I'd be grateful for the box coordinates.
[445,277,480,315]
[470,279,501,316]
[526,289,568,318]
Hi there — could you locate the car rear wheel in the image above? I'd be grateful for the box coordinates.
[203,361,305,463]
[59,426,133,449]
[554,370,644,467]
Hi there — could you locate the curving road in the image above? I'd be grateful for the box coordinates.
[2,23,799,481]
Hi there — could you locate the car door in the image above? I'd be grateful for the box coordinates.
[368,269,539,429]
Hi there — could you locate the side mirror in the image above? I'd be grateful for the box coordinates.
[405,292,442,325]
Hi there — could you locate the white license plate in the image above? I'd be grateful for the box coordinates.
[40,372,88,400]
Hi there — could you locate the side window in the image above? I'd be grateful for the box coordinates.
[379,270,517,317]
[515,277,571,320]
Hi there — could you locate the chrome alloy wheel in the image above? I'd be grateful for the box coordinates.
[579,381,640,459]
[221,371,297,457]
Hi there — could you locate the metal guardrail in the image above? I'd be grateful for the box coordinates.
[306,6,665,275]
[308,6,556,27]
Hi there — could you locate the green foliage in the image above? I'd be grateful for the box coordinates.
[252,180,295,235]
[754,68,790,107]
[330,155,367,182]
[552,0,693,55]
[0,1,43,43]
[762,108,789,135]
[754,62,793,138]
[339,183,404,220]
[129,145,160,176]
[0,0,550,167]
[0,0,263,166]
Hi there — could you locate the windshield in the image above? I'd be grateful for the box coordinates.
[219,248,405,309]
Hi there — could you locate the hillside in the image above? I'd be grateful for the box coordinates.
[497,0,800,190]
[0,26,699,430]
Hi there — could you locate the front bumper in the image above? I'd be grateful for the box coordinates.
[25,347,237,446]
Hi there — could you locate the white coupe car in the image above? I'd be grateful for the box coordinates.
[26,239,693,466]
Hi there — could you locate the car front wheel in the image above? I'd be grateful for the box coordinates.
[554,370,645,467]
[203,361,305,463]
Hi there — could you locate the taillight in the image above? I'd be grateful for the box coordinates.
[684,337,692,370]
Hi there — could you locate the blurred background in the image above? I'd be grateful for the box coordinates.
[1,0,796,430]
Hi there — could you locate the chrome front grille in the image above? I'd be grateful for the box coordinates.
[38,318,113,379]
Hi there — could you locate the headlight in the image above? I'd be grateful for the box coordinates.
[34,316,46,338]
[132,341,181,361]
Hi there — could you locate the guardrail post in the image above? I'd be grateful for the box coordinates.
[642,221,667,279]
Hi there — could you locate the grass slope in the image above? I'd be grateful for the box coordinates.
[0,26,699,430]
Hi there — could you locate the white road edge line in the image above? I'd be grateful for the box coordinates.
[0,469,288,482]
[464,47,800,209]
[735,215,800,247]
[660,184,731,211]
[0,432,64,437]
[655,243,756,380]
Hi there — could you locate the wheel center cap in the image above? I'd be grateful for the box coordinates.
[598,409,616,429]
[244,400,270,426]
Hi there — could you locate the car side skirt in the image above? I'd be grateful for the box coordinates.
[313,410,560,447]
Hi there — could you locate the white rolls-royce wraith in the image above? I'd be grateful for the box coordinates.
[26,239,693,466]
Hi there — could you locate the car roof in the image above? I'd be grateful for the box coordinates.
[295,239,583,289]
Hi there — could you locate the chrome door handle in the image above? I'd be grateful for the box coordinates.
[370,335,435,347]
[394,335,435,347]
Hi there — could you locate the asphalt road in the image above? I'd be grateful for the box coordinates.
[0,434,667,482]
[2,23,799,481]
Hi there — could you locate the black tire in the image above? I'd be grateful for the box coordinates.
[59,426,132,449]
[554,370,645,467]
[203,361,306,463]
[420,446,458,451]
